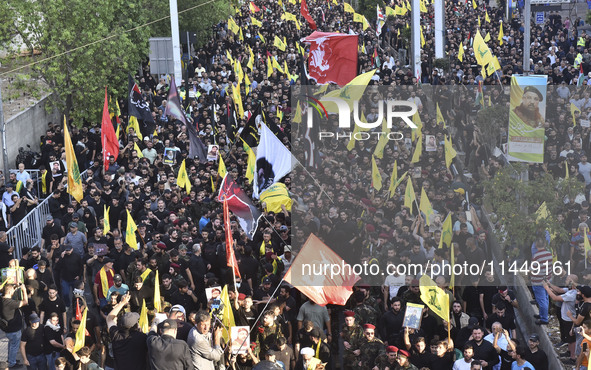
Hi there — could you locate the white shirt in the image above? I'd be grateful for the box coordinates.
[384,274,406,298]
[453,357,473,370]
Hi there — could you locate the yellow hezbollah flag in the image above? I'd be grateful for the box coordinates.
[218,155,227,178]
[321,70,376,113]
[484,32,491,42]
[404,177,416,214]
[411,135,422,163]
[220,285,235,342]
[344,2,354,13]
[444,135,457,169]
[498,21,504,45]
[571,102,581,127]
[250,16,262,27]
[388,160,398,197]
[419,187,434,225]
[126,210,138,249]
[472,0,477,9]
[64,117,83,202]
[127,116,143,140]
[371,156,383,191]
[458,42,464,62]
[258,31,265,43]
[260,182,292,213]
[134,142,144,158]
[473,30,493,66]
[244,142,256,184]
[228,17,239,34]
[103,205,110,235]
[419,274,449,321]
[293,102,302,123]
[73,307,87,352]
[438,212,453,249]
[139,299,149,333]
[273,35,286,51]
[154,270,162,313]
[436,103,445,127]
[485,10,491,23]
[177,159,191,195]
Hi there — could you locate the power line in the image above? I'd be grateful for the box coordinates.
[0,0,220,77]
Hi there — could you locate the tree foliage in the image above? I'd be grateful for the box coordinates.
[475,103,509,149]
[1,0,233,123]
[484,163,584,250]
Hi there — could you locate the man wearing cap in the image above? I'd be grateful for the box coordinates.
[396,349,418,369]
[55,243,83,308]
[107,274,129,301]
[373,345,398,370]
[93,257,115,308]
[341,310,363,370]
[106,292,148,370]
[41,215,64,250]
[524,333,548,370]
[63,221,87,257]
[146,318,192,370]
[358,324,384,370]
[512,85,545,128]
[20,313,45,369]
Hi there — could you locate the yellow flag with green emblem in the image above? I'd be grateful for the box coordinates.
[220,285,235,342]
[371,156,382,191]
[177,159,191,194]
[154,270,162,313]
[419,275,449,321]
[404,177,416,214]
[411,135,422,163]
[419,187,434,225]
[64,117,83,202]
[126,210,138,250]
[218,156,227,178]
[438,213,453,249]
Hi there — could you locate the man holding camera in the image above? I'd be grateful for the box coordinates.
[187,310,223,370]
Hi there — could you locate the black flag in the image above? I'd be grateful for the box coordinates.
[239,103,262,148]
[187,123,208,163]
[128,74,155,123]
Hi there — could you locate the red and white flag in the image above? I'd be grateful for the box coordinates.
[376,6,385,36]
[300,0,317,30]
[284,234,360,306]
[101,87,119,172]
[302,31,358,86]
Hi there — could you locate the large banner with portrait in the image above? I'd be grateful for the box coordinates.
[507,75,547,163]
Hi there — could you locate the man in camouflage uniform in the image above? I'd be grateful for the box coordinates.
[358,324,384,370]
[353,291,379,326]
[255,310,283,356]
[395,349,418,369]
[341,310,364,370]
[402,279,422,305]
[373,346,399,370]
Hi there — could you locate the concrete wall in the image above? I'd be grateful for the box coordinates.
[2,94,58,170]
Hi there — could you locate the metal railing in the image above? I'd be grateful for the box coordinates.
[8,169,89,259]
[9,168,43,199]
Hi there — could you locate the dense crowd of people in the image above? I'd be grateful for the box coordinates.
[3,0,591,369]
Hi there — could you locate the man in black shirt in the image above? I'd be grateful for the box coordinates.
[39,284,67,331]
[380,297,404,346]
[107,292,148,370]
[525,333,548,370]
[41,215,64,249]
[20,313,45,369]
[1,283,28,368]
[467,326,499,370]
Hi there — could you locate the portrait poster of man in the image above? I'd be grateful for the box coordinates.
[403,303,424,330]
[425,135,437,152]
[207,145,220,161]
[163,147,176,166]
[507,75,547,163]
[230,326,250,354]
[206,286,222,309]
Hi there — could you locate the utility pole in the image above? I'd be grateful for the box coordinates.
[434,0,444,59]
[411,0,421,80]
[170,0,182,87]
[0,88,8,179]
[523,0,531,74]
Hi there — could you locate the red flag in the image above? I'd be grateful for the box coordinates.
[284,234,360,306]
[301,0,317,30]
[302,32,358,86]
[217,175,261,239]
[101,87,119,172]
[223,199,241,278]
[75,299,81,320]
[249,1,260,12]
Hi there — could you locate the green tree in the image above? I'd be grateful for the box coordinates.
[484,163,584,250]
[2,0,153,123]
